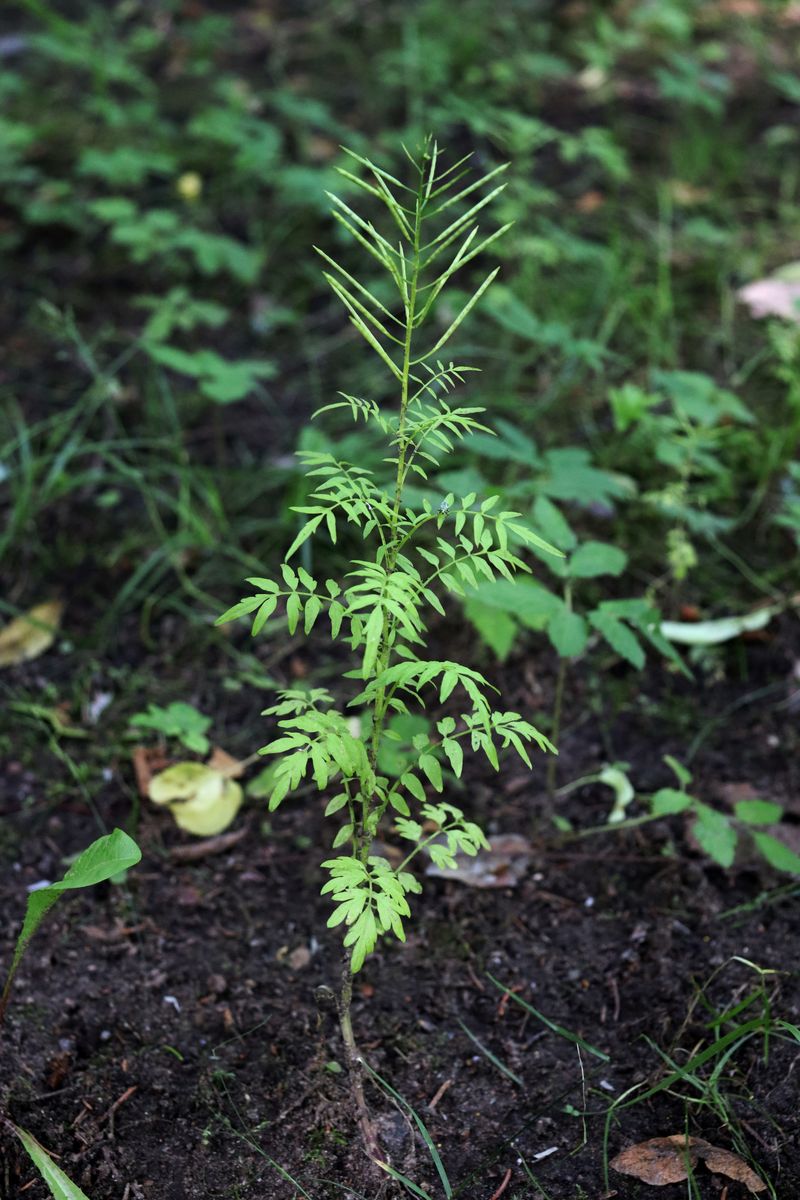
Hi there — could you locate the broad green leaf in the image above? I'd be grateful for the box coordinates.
[441,739,464,778]
[547,606,588,657]
[751,832,800,875]
[589,610,644,669]
[419,753,443,792]
[692,806,737,868]
[463,598,517,660]
[532,496,577,552]
[252,595,278,635]
[285,514,323,561]
[734,799,784,826]
[401,773,426,803]
[362,604,384,678]
[14,1125,91,1200]
[1,830,141,1017]
[651,787,693,816]
[285,591,302,634]
[324,792,349,816]
[568,541,627,579]
[304,595,323,634]
[215,595,265,625]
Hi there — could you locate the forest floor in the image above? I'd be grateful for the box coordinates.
[2,612,799,1200]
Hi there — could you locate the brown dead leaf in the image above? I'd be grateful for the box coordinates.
[575,190,605,213]
[612,1135,766,1191]
[287,945,311,971]
[425,833,532,888]
[702,1145,766,1191]
[205,746,246,778]
[0,600,63,667]
[45,1050,71,1089]
[131,745,170,798]
[610,1134,702,1185]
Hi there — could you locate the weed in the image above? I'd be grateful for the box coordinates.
[569,756,800,878]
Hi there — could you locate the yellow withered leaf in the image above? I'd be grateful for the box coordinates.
[0,601,63,668]
[148,762,244,836]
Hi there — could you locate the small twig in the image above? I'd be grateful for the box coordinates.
[607,975,621,1023]
[168,828,249,861]
[488,1167,512,1200]
[428,1078,453,1111]
[98,1085,137,1126]
[497,983,522,1018]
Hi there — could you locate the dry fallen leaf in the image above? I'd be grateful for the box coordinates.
[425,833,532,888]
[611,1134,766,1191]
[131,745,171,798]
[611,1135,701,1186]
[575,189,605,213]
[206,746,246,778]
[702,1145,767,1190]
[0,600,63,667]
[149,761,243,836]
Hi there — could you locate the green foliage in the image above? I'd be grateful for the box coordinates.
[607,371,757,580]
[0,829,140,1200]
[129,701,212,755]
[464,495,681,671]
[0,829,142,1019]
[218,142,556,971]
[12,1127,91,1200]
[647,759,800,875]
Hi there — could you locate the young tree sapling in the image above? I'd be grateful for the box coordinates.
[217,138,559,1161]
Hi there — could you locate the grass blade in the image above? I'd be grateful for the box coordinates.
[1,830,141,1020]
[364,1063,453,1198]
[487,975,610,1062]
[456,1018,523,1086]
[14,1125,91,1200]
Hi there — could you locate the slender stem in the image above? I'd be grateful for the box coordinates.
[546,657,566,803]
[365,180,423,788]
[546,582,571,803]
[337,950,382,1165]
[339,158,427,1166]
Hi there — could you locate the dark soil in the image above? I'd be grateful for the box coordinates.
[2,616,799,1200]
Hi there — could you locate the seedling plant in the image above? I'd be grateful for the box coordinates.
[218,139,559,1159]
[0,829,141,1200]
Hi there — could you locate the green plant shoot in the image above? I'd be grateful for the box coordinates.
[218,140,559,979]
[0,829,141,1022]
[0,829,141,1200]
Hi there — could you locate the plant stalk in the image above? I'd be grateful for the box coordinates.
[337,950,382,1165]
[546,656,566,802]
[547,582,572,802]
